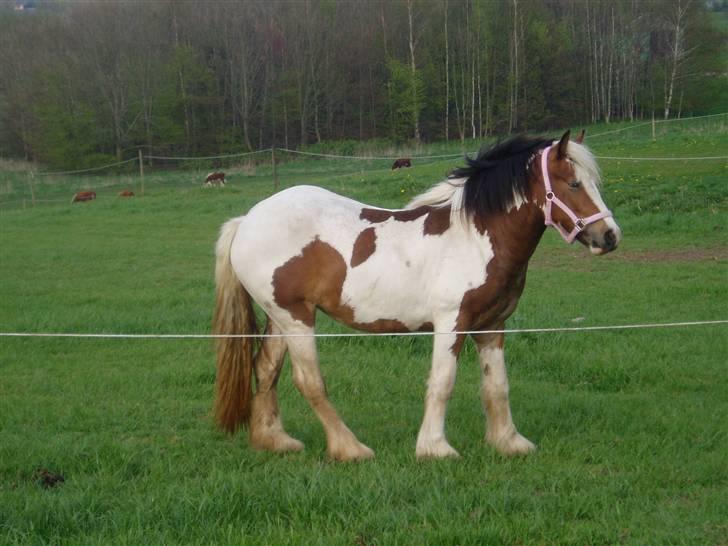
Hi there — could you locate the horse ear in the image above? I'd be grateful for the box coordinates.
[556,130,571,159]
[575,129,585,144]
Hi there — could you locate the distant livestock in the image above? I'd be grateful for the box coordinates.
[392,158,412,170]
[118,190,135,197]
[71,191,96,203]
[204,171,226,187]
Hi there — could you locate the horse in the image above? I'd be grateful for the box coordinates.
[212,131,621,461]
[392,158,412,170]
[204,171,226,187]
[118,190,135,197]
[71,191,96,203]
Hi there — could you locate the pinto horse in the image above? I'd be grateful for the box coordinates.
[213,131,621,461]
[204,171,226,187]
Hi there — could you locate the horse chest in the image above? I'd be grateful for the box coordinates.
[457,264,528,330]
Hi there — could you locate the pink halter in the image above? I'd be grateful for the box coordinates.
[540,144,612,243]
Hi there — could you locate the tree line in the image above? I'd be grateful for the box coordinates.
[0,0,725,169]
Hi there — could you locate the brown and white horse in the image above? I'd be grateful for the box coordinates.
[213,131,621,461]
[204,171,226,187]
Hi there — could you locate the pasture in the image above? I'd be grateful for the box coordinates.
[1,119,727,544]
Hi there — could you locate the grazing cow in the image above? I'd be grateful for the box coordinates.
[71,191,96,204]
[392,158,412,170]
[204,171,226,187]
[118,190,135,197]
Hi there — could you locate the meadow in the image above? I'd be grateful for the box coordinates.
[0,118,726,545]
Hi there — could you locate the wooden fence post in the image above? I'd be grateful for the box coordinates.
[272,147,279,193]
[651,112,656,142]
[138,149,145,196]
[27,171,36,208]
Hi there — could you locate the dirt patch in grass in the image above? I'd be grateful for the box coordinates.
[532,245,728,268]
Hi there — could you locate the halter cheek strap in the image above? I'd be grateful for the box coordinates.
[540,144,613,244]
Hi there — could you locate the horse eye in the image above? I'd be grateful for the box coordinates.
[569,181,581,189]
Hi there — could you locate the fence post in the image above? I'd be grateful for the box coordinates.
[272,147,279,193]
[138,149,145,196]
[651,112,656,142]
[27,171,36,208]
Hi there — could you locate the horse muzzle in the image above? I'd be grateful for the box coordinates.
[580,221,622,255]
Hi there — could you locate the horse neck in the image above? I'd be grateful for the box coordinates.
[472,199,546,270]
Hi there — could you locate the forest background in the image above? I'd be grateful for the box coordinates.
[0,0,726,170]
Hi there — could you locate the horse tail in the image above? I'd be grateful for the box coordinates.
[213,218,258,434]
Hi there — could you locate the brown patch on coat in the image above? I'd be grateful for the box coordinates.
[360,206,430,224]
[360,208,392,223]
[351,227,377,267]
[423,206,451,236]
[360,205,449,236]
[392,207,430,222]
[272,237,432,333]
[272,238,345,327]
[452,204,546,355]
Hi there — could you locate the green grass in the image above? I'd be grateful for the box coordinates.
[0,119,727,545]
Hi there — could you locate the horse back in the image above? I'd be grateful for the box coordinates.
[229,186,496,333]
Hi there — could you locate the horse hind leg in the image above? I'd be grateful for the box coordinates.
[286,330,374,461]
[249,321,304,453]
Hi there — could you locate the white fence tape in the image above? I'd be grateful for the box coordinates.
[1,320,726,340]
[595,155,728,161]
[33,157,139,177]
[146,149,271,161]
[586,112,727,139]
[277,148,464,161]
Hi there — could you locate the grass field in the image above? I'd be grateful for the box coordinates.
[1,118,727,545]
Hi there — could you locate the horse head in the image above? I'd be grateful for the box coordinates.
[539,130,621,255]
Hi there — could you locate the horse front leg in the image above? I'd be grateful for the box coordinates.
[416,331,464,459]
[473,331,536,456]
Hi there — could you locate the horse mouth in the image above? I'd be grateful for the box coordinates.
[578,230,619,255]
[589,244,608,255]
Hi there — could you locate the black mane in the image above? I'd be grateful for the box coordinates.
[451,135,551,217]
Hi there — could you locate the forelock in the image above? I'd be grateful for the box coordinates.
[567,141,601,187]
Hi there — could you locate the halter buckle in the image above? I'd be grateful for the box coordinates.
[575,218,585,230]
[546,191,555,201]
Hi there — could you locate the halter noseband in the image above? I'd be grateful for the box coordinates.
[540,144,612,244]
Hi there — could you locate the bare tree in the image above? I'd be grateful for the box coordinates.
[406,0,421,142]
[663,0,692,119]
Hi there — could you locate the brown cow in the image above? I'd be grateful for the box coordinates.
[391,158,412,170]
[203,171,226,187]
[71,191,96,203]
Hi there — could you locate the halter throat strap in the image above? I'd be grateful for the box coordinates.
[540,144,612,244]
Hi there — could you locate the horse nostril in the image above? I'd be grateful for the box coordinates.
[604,229,616,249]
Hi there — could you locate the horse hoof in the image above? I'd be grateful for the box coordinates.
[415,439,460,459]
[329,442,375,462]
[251,433,305,454]
[490,432,536,456]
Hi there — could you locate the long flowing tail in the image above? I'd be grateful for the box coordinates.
[212,218,258,433]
